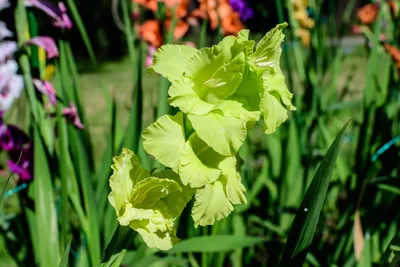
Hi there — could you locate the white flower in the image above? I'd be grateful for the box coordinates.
[0,22,12,41]
[0,41,17,63]
[0,0,10,11]
[0,60,24,111]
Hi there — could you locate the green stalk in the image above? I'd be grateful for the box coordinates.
[15,0,39,122]
[65,0,97,65]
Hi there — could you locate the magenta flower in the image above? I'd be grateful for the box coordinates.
[0,61,24,111]
[0,115,33,181]
[25,0,73,30]
[146,45,157,68]
[63,103,84,129]
[32,79,57,106]
[26,36,59,59]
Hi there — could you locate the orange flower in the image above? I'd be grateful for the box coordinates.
[385,43,400,70]
[218,2,244,35]
[165,19,190,40]
[134,0,158,12]
[357,4,379,24]
[139,20,162,47]
[295,28,311,47]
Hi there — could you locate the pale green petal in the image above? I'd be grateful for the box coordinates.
[188,111,247,156]
[191,178,233,227]
[134,227,179,251]
[232,65,263,109]
[260,92,288,134]
[109,148,150,216]
[168,76,215,115]
[130,177,181,209]
[216,99,260,128]
[142,112,186,172]
[250,23,287,71]
[236,29,255,56]
[118,203,154,226]
[185,47,245,104]
[148,44,198,81]
[179,133,222,188]
[218,157,247,205]
[262,66,296,110]
[130,203,179,250]
[154,170,196,218]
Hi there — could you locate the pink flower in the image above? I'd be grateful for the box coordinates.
[25,0,73,30]
[62,103,84,129]
[146,45,157,67]
[0,61,24,111]
[26,36,59,59]
[32,79,57,106]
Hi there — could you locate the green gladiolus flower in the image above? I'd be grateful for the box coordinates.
[143,112,246,226]
[108,148,194,250]
[149,23,295,156]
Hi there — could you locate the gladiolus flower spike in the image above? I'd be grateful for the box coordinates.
[108,24,295,250]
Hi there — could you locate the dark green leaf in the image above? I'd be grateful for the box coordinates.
[280,121,350,266]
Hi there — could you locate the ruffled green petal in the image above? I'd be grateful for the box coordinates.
[118,203,154,226]
[130,177,181,209]
[191,177,233,227]
[179,133,222,188]
[262,66,296,110]
[154,170,196,218]
[142,112,186,172]
[134,227,179,251]
[188,111,247,156]
[218,157,247,205]
[168,76,215,115]
[109,148,150,216]
[250,23,287,71]
[260,92,288,134]
[148,44,198,81]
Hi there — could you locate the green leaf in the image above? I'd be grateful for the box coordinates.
[59,238,72,267]
[167,235,265,253]
[381,235,400,267]
[149,44,198,81]
[280,121,350,266]
[101,225,135,266]
[142,112,186,173]
[188,111,247,156]
[191,178,234,227]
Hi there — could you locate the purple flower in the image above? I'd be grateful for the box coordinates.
[0,60,24,111]
[229,0,254,21]
[0,115,33,181]
[26,36,59,59]
[7,144,33,181]
[25,0,73,30]
[33,79,57,105]
[63,103,84,129]
[0,22,12,41]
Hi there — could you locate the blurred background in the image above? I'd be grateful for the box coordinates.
[1,0,400,266]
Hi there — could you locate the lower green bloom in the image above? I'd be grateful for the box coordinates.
[108,148,194,250]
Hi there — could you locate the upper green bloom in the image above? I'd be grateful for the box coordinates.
[149,23,295,156]
[108,148,194,250]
